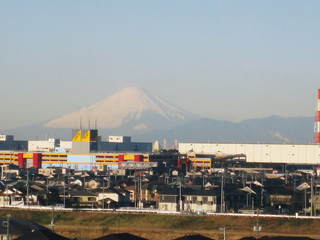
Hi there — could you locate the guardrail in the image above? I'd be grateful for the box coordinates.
[1,205,320,219]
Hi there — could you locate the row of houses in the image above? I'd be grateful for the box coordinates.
[2,159,320,215]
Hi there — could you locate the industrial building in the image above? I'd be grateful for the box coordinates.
[0,135,27,151]
[179,142,320,165]
[70,129,152,154]
[28,138,72,152]
[0,130,153,170]
[179,89,320,167]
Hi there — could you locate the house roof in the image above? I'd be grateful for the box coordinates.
[16,229,70,240]
[240,237,315,240]
[64,190,97,197]
[94,233,149,240]
[0,218,48,235]
[174,234,213,240]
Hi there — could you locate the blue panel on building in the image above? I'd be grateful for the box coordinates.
[67,155,97,171]
[67,155,96,163]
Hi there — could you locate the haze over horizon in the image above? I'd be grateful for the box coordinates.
[1,1,320,130]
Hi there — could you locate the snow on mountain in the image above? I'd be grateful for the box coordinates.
[45,87,195,130]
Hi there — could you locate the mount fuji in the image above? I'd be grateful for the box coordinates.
[45,87,196,132]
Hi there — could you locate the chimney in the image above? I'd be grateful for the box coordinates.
[315,89,320,144]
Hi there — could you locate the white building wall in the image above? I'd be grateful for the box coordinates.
[28,140,56,152]
[159,202,177,212]
[98,192,119,202]
[179,143,320,165]
[60,141,72,151]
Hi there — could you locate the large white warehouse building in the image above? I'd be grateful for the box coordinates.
[179,142,320,165]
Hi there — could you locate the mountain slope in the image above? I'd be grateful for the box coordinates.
[135,116,314,144]
[45,87,196,131]
[5,116,314,144]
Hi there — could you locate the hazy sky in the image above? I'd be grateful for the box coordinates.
[1,1,320,130]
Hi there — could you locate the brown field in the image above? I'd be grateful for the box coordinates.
[0,209,319,240]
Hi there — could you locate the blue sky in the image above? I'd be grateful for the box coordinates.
[0,1,320,129]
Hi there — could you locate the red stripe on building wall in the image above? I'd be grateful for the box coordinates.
[33,153,42,169]
[315,132,320,144]
[118,154,125,162]
[316,112,320,122]
[134,155,143,162]
[17,153,25,169]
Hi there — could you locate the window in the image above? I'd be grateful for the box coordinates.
[192,196,197,203]
[203,197,208,204]
[161,195,176,203]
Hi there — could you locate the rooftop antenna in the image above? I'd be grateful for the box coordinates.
[94,119,97,130]
[88,119,91,130]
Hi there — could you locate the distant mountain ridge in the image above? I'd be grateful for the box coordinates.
[135,116,314,144]
[4,116,314,145]
[3,87,316,144]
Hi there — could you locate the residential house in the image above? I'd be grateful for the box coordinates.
[184,190,217,213]
[157,187,218,213]
[60,190,97,208]
[97,188,131,208]
[0,188,24,207]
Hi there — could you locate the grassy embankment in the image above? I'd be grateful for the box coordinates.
[0,209,319,240]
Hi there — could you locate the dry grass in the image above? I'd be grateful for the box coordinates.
[1,209,320,240]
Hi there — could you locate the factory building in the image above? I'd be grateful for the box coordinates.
[0,151,151,170]
[70,129,152,154]
[179,142,320,165]
[180,89,320,166]
[0,130,153,170]
[99,136,152,153]
[0,135,27,151]
[28,139,72,152]
[23,129,152,154]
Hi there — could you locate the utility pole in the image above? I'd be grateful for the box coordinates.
[219,226,226,240]
[63,179,66,208]
[49,206,55,232]
[134,176,137,208]
[26,169,29,207]
[46,177,49,206]
[102,179,105,209]
[223,227,226,240]
[260,188,264,209]
[220,174,224,213]
[139,173,142,208]
[6,214,11,240]
[304,188,307,216]
[140,174,142,208]
[202,173,205,188]
[253,210,262,238]
[311,174,314,216]
[179,175,182,212]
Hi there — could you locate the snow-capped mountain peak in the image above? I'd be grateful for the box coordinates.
[45,87,195,130]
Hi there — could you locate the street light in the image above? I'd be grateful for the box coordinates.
[219,226,226,240]
[278,205,281,214]
[253,211,262,238]
[49,206,55,232]
[3,214,11,240]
